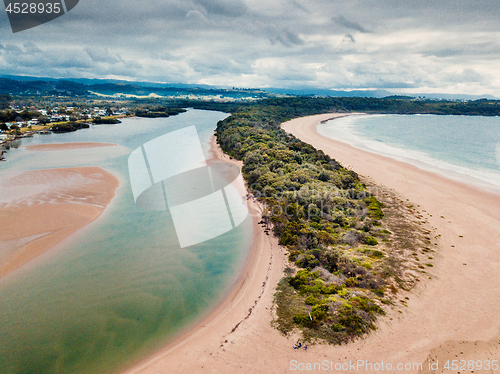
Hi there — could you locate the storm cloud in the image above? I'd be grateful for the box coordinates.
[0,0,498,96]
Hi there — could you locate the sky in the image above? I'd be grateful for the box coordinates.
[1,0,499,97]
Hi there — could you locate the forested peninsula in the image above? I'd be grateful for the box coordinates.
[214,98,458,343]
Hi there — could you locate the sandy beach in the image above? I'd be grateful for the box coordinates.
[282,113,500,372]
[122,114,500,374]
[0,165,119,278]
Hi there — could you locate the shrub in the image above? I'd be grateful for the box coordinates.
[311,304,328,320]
[345,277,359,287]
[364,236,378,246]
[294,314,315,328]
[370,250,385,259]
[337,305,364,334]
[365,196,384,219]
[304,295,317,305]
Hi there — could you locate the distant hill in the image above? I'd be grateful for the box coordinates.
[0,76,274,100]
[0,78,88,96]
[0,75,496,100]
[265,87,498,100]
[382,95,417,101]
[264,87,392,98]
[408,92,498,100]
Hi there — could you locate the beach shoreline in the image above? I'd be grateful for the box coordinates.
[122,113,500,373]
[317,113,500,196]
[0,166,119,278]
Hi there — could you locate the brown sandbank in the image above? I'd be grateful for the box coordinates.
[0,166,119,278]
[25,142,118,151]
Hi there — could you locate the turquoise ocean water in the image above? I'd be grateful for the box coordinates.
[0,110,253,374]
[318,114,500,193]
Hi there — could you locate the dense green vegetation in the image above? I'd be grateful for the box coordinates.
[134,107,187,118]
[177,96,500,119]
[215,102,397,343]
[92,117,122,124]
[50,122,90,133]
[0,94,11,110]
[0,108,40,123]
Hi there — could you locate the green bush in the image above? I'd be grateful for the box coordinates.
[365,196,384,219]
[304,295,317,305]
[311,304,328,320]
[370,250,385,259]
[364,236,378,246]
[293,313,315,327]
[345,277,359,287]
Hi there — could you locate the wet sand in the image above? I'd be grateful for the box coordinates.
[25,142,117,151]
[0,166,119,278]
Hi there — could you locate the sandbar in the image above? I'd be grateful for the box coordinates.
[0,166,119,278]
[25,142,118,151]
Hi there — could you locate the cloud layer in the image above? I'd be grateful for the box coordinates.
[1,0,499,96]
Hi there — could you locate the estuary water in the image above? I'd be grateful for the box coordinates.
[0,109,253,374]
[318,114,500,193]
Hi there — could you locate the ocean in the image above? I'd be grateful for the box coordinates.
[318,114,500,193]
[0,109,253,374]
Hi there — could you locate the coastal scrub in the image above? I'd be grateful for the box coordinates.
[216,102,427,343]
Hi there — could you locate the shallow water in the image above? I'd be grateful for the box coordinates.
[319,114,500,193]
[0,110,253,374]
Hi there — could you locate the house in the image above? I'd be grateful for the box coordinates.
[50,114,70,122]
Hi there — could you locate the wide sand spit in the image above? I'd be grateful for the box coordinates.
[25,142,118,151]
[122,114,500,374]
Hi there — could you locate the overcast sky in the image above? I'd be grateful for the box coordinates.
[1,0,499,96]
